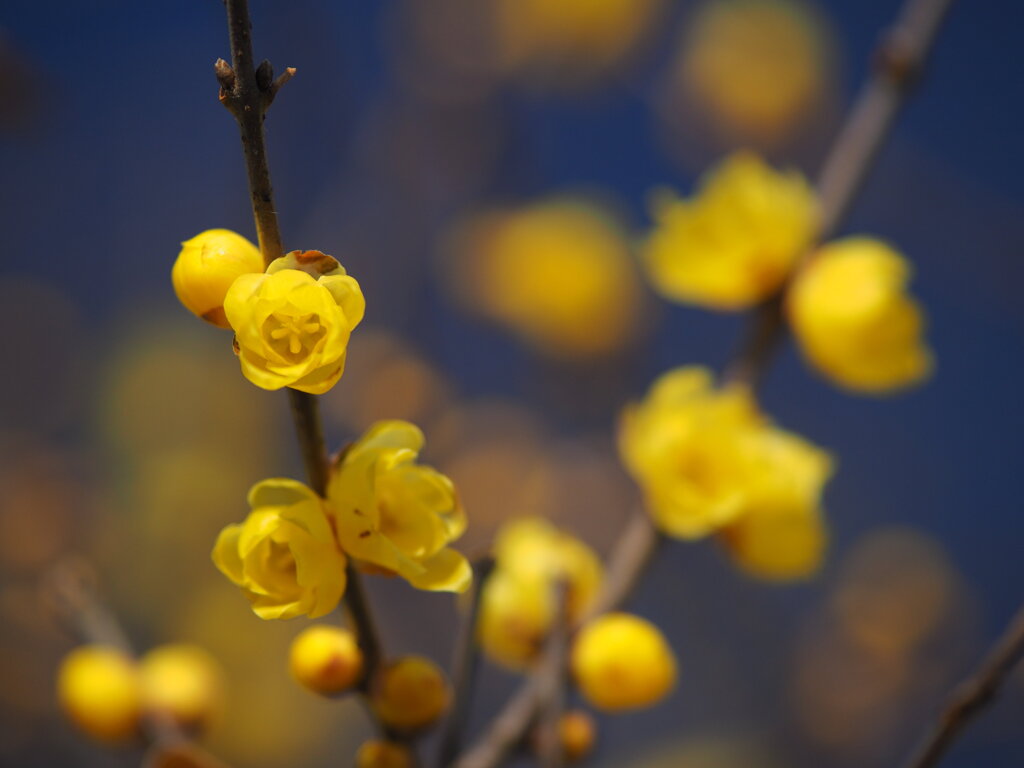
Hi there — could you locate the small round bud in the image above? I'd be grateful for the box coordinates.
[57,645,141,743]
[371,656,450,731]
[139,644,224,731]
[355,740,415,768]
[289,625,364,696]
[570,613,677,711]
[558,710,596,761]
[172,229,263,328]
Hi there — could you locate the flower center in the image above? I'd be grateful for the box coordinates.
[266,312,324,359]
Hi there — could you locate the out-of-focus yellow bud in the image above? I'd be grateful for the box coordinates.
[788,237,933,393]
[288,625,363,696]
[328,420,471,594]
[57,645,141,743]
[643,152,817,309]
[449,198,643,359]
[571,613,677,711]
[139,644,224,731]
[172,229,264,328]
[212,478,348,620]
[371,656,450,731]
[478,517,603,669]
[224,251,364,394]
[558,710,596,762]
[355,740,415,768]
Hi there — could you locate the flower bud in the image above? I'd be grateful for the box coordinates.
[355,740,415,768]
[371,656,450,731]
[289,625,364,696]
[558,710,597,762]
[571,613,677,711]
[139,644,224,731]
[57,645,141,743]
[172,229,264,328]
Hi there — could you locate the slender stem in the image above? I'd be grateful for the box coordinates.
[900,605,1024,768]
[536,584,570,768]
[287,389,329,495]
[437,558,496,767]
[345,562,385,692]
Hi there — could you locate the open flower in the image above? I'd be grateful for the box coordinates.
[224,251,364,394]
[642,152,817,309]
[327,421,471,593]
[212,478,348,619]
[788,237,933,393]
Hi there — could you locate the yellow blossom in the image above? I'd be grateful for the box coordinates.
[212,478,348,620]
[139,644,224,731]
[224,251,364,394]
[289,625,364,696]
[558,710,597,762]
[788,237,933,393]
[172,229,264,328]
[643,152,817,309]
[478,517,603,669]
[371,656,450,731]
[327,420,471,593]
[571,613,677,711]
[619,366,832,554]
[57,645,141,743]
[355,741,415,768]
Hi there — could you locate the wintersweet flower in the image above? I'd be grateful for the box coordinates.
[212,478,348,620]
[558,710,597,762]
[58,646,141,743]
[172,229,264,328]
[289,625,364,696]
[371,656,450,731]
[224,250,364,395]
[138,644,224,731]
[356,741,415,768]
[788,237,933,393]
[327,420,471,593]
[478,517,603,669]
[643,152,817,309]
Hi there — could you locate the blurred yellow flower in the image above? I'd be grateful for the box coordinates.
[289,625,364,696]
[478,517,603,669]
[57,645,141,743]
[571,613,677,711]
[449,198,643,359]
[643,152,817,309]
[673,0,830,145]
[558,710,597,762]
[356,740,414,768]
[224,251,364,394]
[788,238,933,393]
[328,420,471,593]
[619,366,832,565]
[139,644,224,731]
[212,478,348,620]
[371,656,450,731]
[172,229,263,328]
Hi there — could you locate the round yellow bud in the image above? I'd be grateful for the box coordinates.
[289,625,364,696]
[57,645,141,743]
[355,740,415,768]
[558,710,596,762]
[139,644,224,731]
[371,656,450,731]
[570,613,677,711]
[172,229,263,328]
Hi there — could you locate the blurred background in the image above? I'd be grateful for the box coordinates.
[1,0,1022,766]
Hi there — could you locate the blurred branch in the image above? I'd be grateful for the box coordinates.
[215,0,386,721]
[900,604,1024,768]
[536,583,570,768]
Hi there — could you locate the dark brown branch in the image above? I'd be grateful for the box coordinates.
[900,605,1024,768]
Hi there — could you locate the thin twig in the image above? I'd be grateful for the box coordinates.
[536,583,570,768]
[900,605,1024,768]
[437,558,496,767]
[452,0,957,764]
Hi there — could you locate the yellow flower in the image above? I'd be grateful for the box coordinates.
[643,152,817,309]
[356,741,415,768]
[371,656,450,731]
[328,420,471,593]
[57,646,141,743]
[139,644,224,731]
[788,237,933,393]
[619,366,832,553]
[172,229,264,328]
[478,517,603,669]
[571,613,677,711]
[289,625,364,696]
[224,251,364,394]
[212,478,348,620]
[558,710,597,762]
